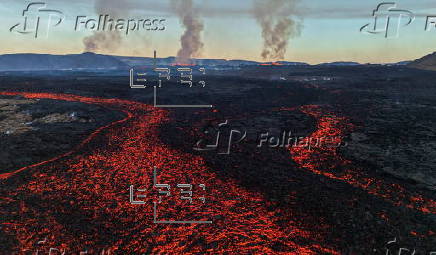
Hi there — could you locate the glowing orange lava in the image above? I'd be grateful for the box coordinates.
[289,105,436,214]
[0,92,337,254]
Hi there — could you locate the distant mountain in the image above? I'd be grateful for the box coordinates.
[0,53,312,71]
[202,60,309,66]
[227,59,260,66]
[318,61,361,66]
[408,52,436,71]
[113,56,256,66]
[113,56,309,67]
[391,60,412,66]
[114,56,177,66]
[8,52,412,71]
[0,52,128,71]
[275,61,310,66]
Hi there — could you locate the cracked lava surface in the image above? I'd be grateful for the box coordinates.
[0,92,434,254]
[0,92,337,254]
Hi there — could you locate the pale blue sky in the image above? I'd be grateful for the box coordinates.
[1,0,436,64]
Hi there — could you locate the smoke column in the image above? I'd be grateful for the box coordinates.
[171,0,204,64]
[83,0,131,52]
[253,0,302,60]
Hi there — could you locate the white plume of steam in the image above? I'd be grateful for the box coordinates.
[83,0,132,52]
[171,0,204,64]
[253,0,302,61]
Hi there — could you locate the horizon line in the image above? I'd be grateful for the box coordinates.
[0,51,424,65]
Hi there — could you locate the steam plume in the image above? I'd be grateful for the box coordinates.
[253,0,302,60]
[83,32,122,52]
[171,0,204,64]
[83,0,131,52]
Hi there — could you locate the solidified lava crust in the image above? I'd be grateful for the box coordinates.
[290,105,436,214]
[0,92,338,254]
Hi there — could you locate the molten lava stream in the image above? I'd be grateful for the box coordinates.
[290,105,436,214]
[0,92,338,254]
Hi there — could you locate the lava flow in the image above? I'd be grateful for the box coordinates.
[290,105,436,214]
[0,92,338,254]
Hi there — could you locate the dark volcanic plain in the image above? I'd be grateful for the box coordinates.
[0,65,435,254]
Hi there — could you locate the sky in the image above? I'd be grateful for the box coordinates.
[1,0,436,64]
